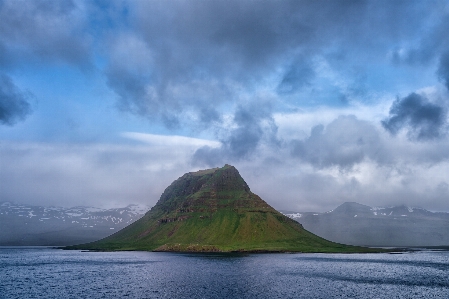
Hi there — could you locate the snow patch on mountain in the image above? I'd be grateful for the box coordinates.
[0,201,151,245]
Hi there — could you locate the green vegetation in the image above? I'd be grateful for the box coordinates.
[66,165,383,253]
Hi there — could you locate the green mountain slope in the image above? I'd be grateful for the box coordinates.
[67,165,379,253]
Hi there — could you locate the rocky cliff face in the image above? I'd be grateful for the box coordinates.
[150,165,270,222]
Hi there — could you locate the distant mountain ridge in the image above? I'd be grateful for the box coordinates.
[284,202,449,247]
[0,202,148,245]
[7,198,446,248]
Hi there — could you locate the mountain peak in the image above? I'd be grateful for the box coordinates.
[208,164,250,193]
[156,165,250,212]
[333,202,372,215]
[67,166,375,253]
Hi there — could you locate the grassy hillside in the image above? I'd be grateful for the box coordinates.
[67,165,382,253]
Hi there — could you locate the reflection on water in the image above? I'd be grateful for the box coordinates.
[1,247,448,298]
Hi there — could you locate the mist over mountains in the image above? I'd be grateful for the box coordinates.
[0,202,148,246]
[284,202,449,247]
[2,200,448,248]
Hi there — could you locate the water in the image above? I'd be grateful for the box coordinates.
[1,247,448,298]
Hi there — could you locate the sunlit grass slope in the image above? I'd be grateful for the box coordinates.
[67,165,381,253]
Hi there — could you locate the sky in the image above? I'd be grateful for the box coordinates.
[1,0,449,212]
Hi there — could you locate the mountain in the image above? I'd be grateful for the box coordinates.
[0,202,148,246]
[67,165,378,253]
[284,202,449,247]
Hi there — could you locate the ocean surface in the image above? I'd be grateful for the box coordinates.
[1,247,448,298]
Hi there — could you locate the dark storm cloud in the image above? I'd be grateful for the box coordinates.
[192,101,278,166]
[382,93,447,141]
[0,0,440,130]
[291,115,383,169]
[104,0,427,127]
[0,73,32,125]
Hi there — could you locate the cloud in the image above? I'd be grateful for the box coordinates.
[381,93,447,141]
[0,73,32,125]
[0,141,202,208]
[121,132,220,148]
[238,156,449,212]
[3,0,449,214]
[0,0,91,67]
[192,100,279,166]
[4,110,449,213]
[101,0,430,129]
[291,115,384,169]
